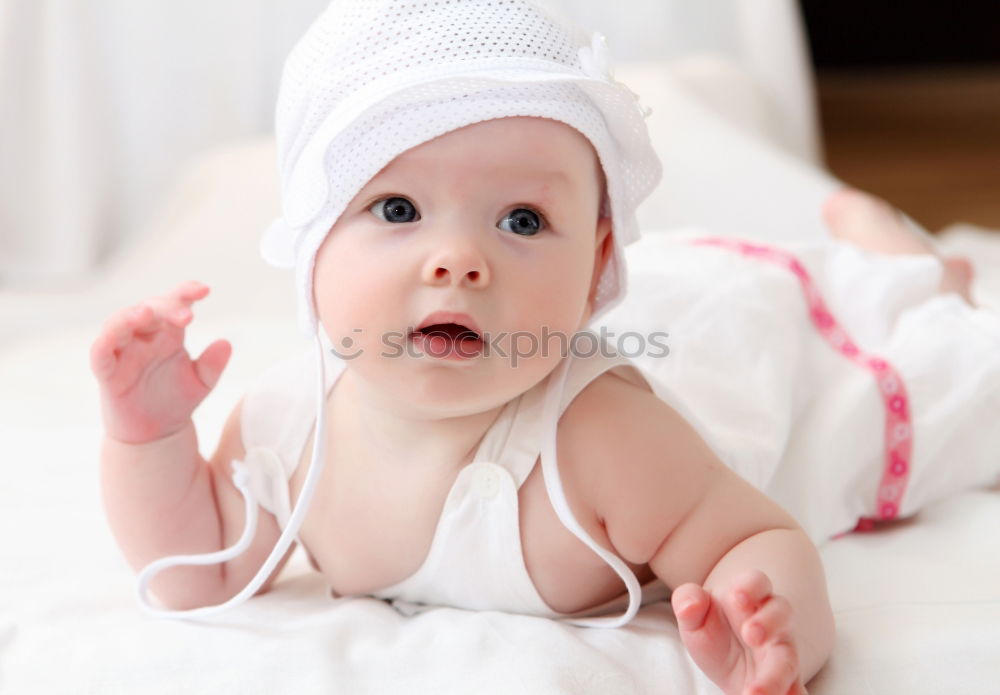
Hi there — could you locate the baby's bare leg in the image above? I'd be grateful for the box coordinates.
[822,187,975,305]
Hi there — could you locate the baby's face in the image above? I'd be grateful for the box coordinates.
[314,116,611,416]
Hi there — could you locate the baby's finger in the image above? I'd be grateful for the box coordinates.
[93,305,153,375]
[671,583,713,631]
[741,595,793,648]
[122,302,179,338]
[138,295,195,327]
[128,304,161,335]
[193,339,232,391]
[748,641,800,695]
[730,569,773,622]
[170,280,211,305]
[149,282,210,325]
[90,330,120,377]
[106,305,147,348]
[725,570,771,635]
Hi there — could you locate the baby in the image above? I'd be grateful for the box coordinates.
[91,2,1000,695]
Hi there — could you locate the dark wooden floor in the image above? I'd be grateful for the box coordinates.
[815,65,1000,232]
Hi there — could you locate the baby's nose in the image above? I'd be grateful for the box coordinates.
[421,242,491,287]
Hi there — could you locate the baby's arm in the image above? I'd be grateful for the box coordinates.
[92,282,293,610]
[562,374,834,694]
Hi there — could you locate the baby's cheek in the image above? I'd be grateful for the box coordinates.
[315,261,389,327]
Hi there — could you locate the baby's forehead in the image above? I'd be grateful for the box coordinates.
[369,117,603,190]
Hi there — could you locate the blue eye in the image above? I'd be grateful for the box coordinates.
[499,208,544,236]
[370,196,420,223]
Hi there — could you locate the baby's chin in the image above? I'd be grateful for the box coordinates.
[359,351,563,418]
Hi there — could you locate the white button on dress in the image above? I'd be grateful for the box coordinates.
[473,463,502,499]
[242,446,291,528]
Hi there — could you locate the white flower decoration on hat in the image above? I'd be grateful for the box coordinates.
[578,32,652,120]
[578,32,613,80]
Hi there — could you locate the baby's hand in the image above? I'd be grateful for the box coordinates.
[90,281,232,444]
[671,570,806,695]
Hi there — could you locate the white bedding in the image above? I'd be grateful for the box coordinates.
[3,316,998,694]
[2,63,999,694]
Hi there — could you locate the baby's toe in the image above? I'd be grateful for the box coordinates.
[821,187,858,228]
[823,187,893,228]
[941,256,977,304]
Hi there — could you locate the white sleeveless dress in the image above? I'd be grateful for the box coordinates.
[239,331,673,626]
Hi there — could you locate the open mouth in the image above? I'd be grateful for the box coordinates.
[409,322,484,359]
[416,322,480,341]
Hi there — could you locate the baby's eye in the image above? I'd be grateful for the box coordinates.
[498,208,545,236]
[370,196,420,223]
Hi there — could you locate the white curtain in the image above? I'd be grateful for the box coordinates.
[0,0,328,289]
[0,0,818,290]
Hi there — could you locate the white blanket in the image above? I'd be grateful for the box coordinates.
[3,313,999,694]
[2,315,1000,693]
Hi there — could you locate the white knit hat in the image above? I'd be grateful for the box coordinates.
[260,0,663,337]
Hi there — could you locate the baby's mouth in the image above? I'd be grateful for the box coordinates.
[409,323,484,359]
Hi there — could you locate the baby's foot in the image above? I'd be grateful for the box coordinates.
[823,187,932,256]
[671,570,806,695]
[822,187,976,305]
[940,256,975,304]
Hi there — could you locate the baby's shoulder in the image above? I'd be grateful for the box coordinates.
[556,366,719,498]
[558,366,708,462]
